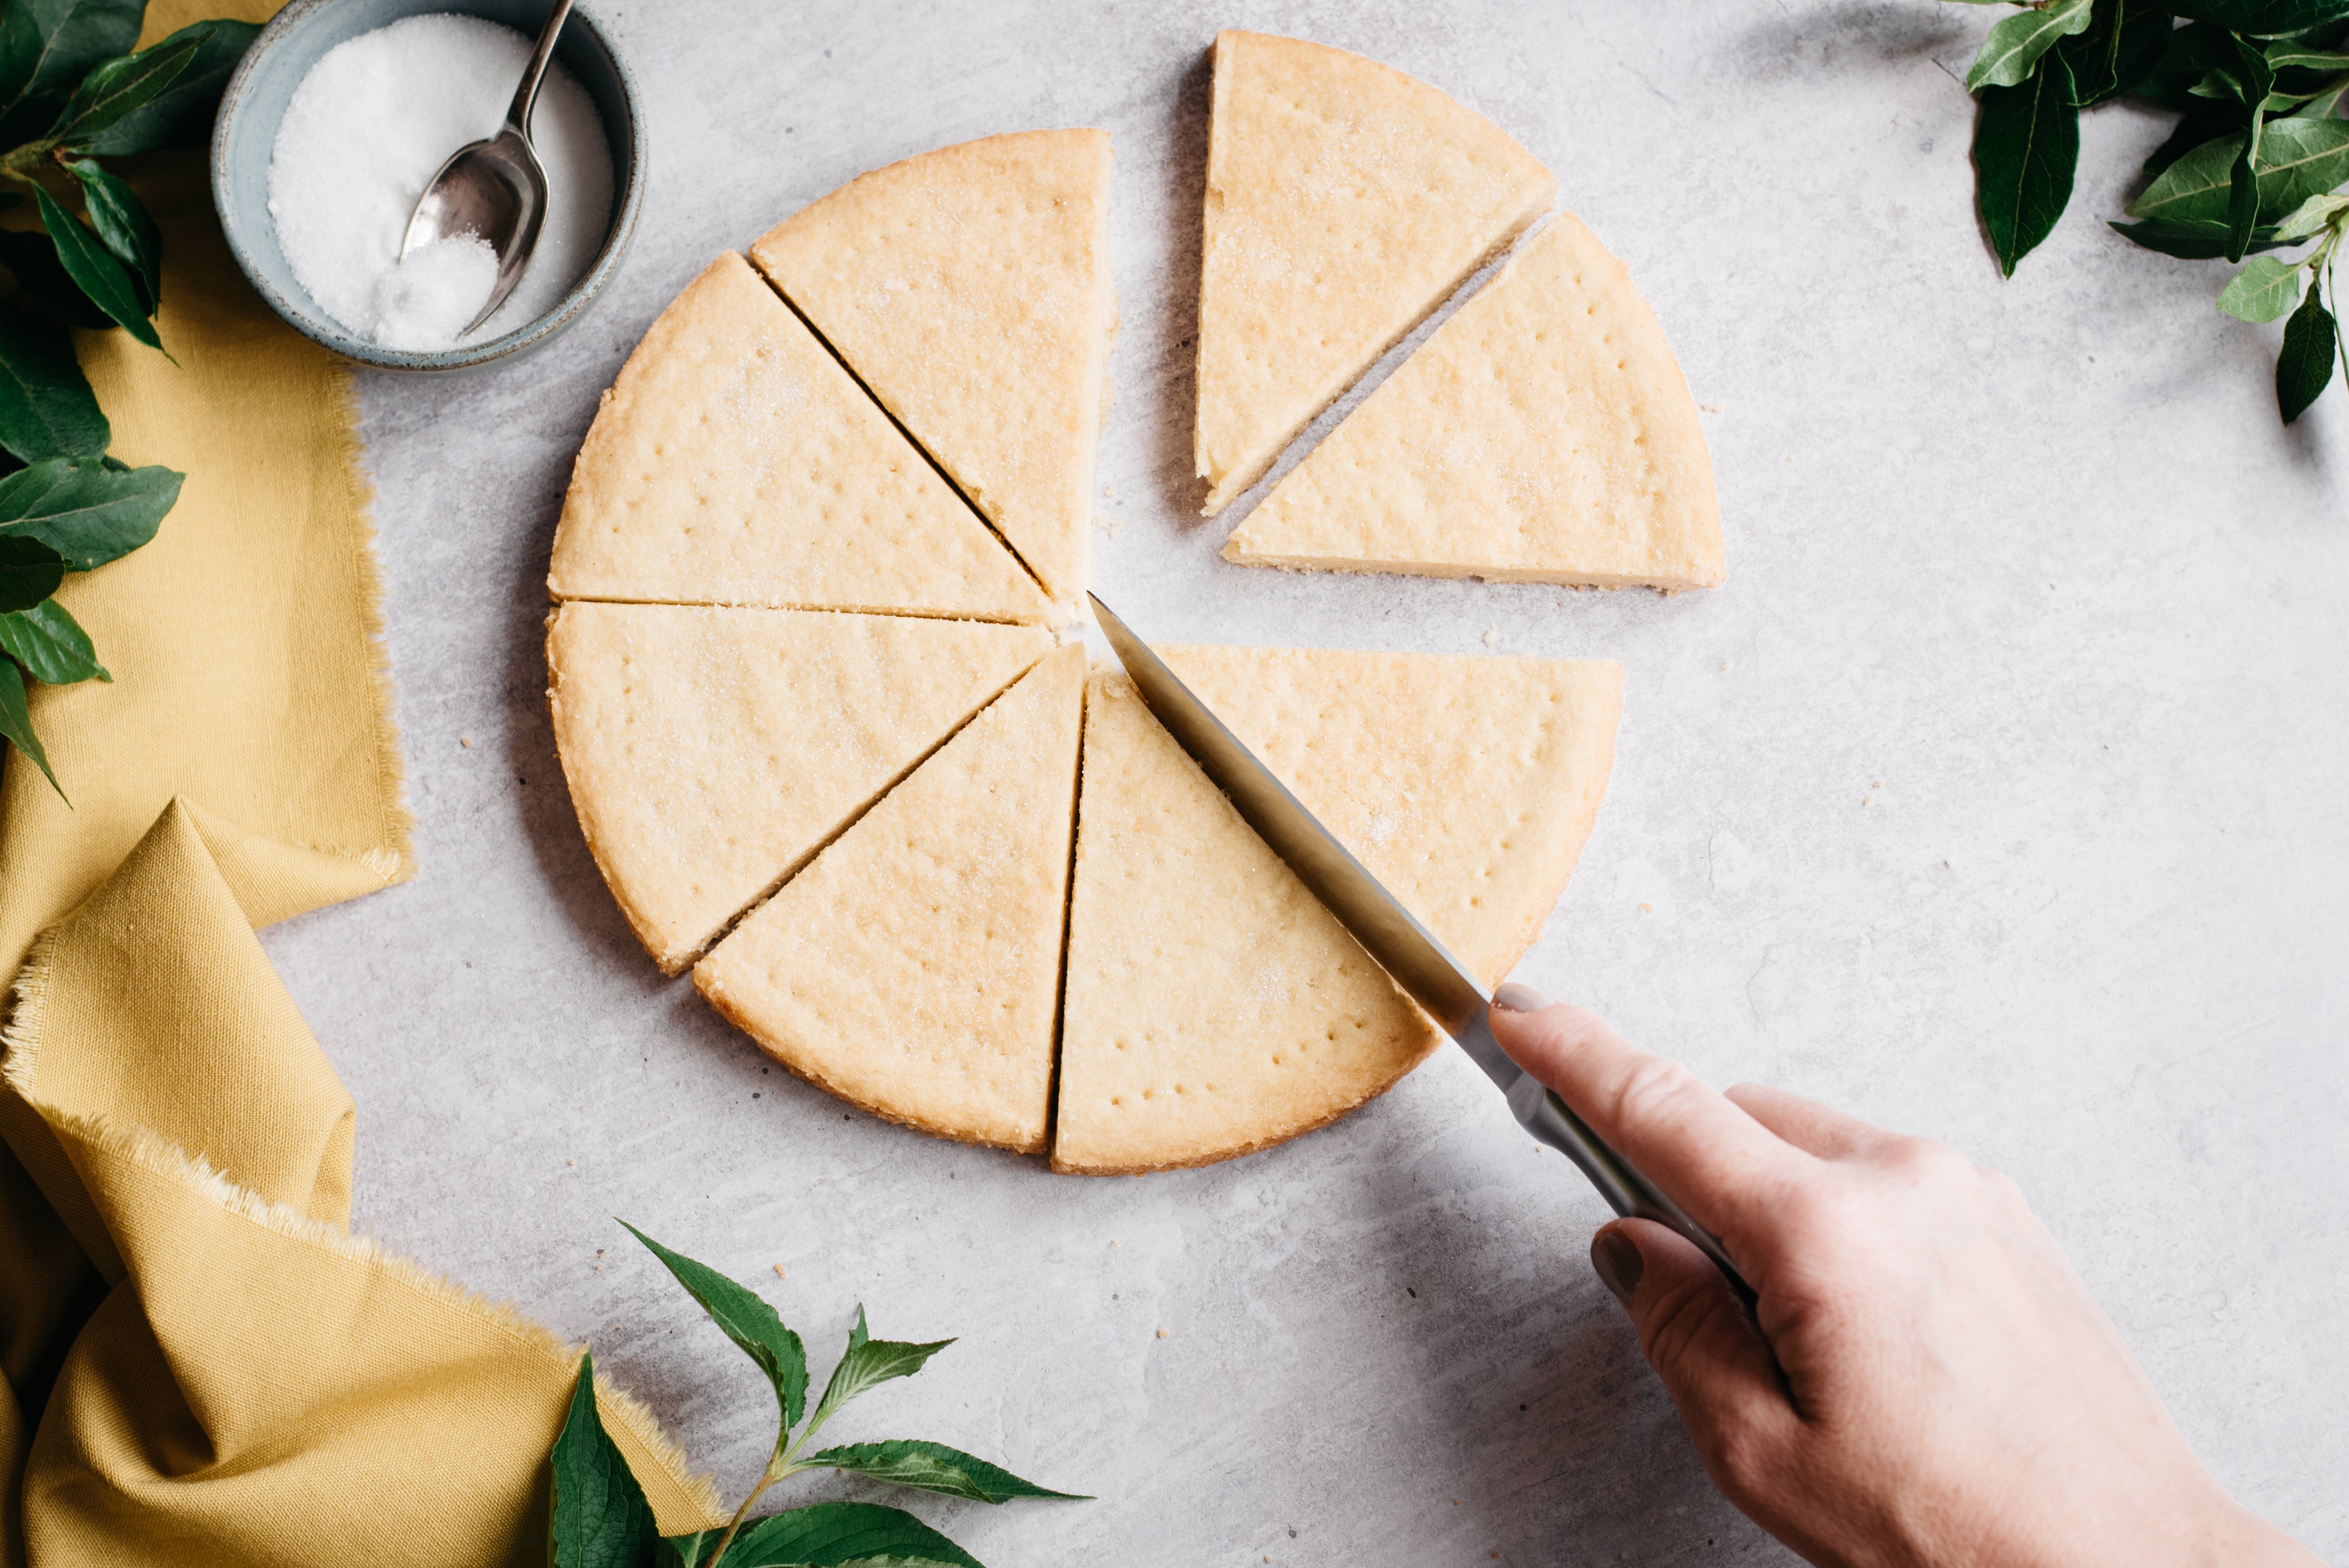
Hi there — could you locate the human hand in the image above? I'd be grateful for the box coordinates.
[1485,987,2321,1568]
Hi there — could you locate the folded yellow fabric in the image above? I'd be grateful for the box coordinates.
[0,4,720,1561]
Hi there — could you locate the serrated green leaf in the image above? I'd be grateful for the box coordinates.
[0,0,143,149]
[718,1503,982,1568]
[46,31,199,147]
[0,532,63,612]
[1974,54,2081,275]
[0,456,180,568]
[2219,255,2307,320]
[2277,281,2338,421]
[71,18,256,156]
[807,1312,952,1432]
[70,159,158,310]
[549,1352,662,1568]
[2169,0,2349,33]
[0,653,61,798]
[0,597,103,683]
[799,1441,1087,1505]
[1967,0,2097,89]
[0,227,114,330]
[33,184,157,349]
[622,1224,809,1434]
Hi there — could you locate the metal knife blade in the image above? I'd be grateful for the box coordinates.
[1088,595,1752,1303]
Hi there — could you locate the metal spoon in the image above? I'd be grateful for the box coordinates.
[399,0,576,338]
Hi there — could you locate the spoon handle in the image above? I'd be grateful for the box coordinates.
[503,0,576,138]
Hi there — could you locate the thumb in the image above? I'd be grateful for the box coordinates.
[1594,1219,1800,1487]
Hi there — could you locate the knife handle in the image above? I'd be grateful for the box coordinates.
[1504,1074,1758,1309]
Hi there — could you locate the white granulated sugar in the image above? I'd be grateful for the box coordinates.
[267,12,613,352]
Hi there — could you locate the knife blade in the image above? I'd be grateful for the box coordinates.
[1088,595,1752,1304]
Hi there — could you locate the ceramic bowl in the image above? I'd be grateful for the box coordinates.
[210,0,644,371]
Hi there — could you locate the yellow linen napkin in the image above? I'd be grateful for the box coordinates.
[0,4,721,1562]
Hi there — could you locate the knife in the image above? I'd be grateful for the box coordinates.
[1088,594,1753,1305]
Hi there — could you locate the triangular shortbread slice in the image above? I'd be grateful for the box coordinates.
[1160,642,1623,988]
[1052,669,1441,1175]
[1194,31,1554,515]
[749,130,1114,607]
[695,645,1085,1152]
[547,602,1052,973]
[547,252,1053,623]
[1224,215,1725,591]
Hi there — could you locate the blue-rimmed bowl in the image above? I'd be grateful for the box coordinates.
[210,0,644,371]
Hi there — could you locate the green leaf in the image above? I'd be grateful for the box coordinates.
[0,308,103,461]
[2269,189,2349,239]
[2169,0,2349,33]
[0,0,143,149]
[0,653,61,798]
[2263,45,2349,69]
[1974,53,2081,275]
[621,1224,808,1434]
[2136,21,2243,110]
[0,226,114,330]
[656,1532,725,1568]
[2277,281,2337,422]
[0,456,180,567]
[2219,255,2307,320]
[33,182,158,349]
[718,1503,982,1568]
[2057,0,2175,106]
[70,18,257,157]
[0,531,62,611]
[0,596,103,683]
[798,1441,1087,1504]
[45,31,199,147]
[1967,0,2097,89]
[70,159,158,310]
[2108,214,2287,256]
[2128,120,2349,226]
[807,1309,953,1432]
[549,1352,661,1568]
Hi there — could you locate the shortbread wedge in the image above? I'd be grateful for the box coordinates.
[749,130,1114,607]
[549,253,1053,623]
[1052,670,1442,1175]
[547,602,1051,974]
[696,645,1085,1152]
[1225,215,1725,592]
[1194,31,1554,515]
[1162,642,1623,987]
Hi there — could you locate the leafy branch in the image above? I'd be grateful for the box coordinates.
[1953,0,2349,422]
[0,1,257,799]
[549,1225,1086,1568]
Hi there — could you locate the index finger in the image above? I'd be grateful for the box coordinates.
[1488,998,1803,1240]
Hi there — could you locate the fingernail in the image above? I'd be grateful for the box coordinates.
[1590,1228,1644,1304]
[1493,981,1551,1013]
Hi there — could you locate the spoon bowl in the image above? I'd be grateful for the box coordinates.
[400,0,573,336]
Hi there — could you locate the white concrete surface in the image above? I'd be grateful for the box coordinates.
[259,2,2349,1561]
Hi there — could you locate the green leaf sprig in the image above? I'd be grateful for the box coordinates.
[1950,0,2349,423]
[0,1,256,800]
[548,1225,1086,1568]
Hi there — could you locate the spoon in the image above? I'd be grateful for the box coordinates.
[399,0,576,337]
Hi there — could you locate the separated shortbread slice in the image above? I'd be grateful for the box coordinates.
[1161,642,1623,988]
[1052,670,1442,1174]
[1224,215,1725,592]
[696,645,1085,1152]
[547,602,1052,973]
[1194,31,1554,515]
[750,130,1114,607]
[549,252,1053,623]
